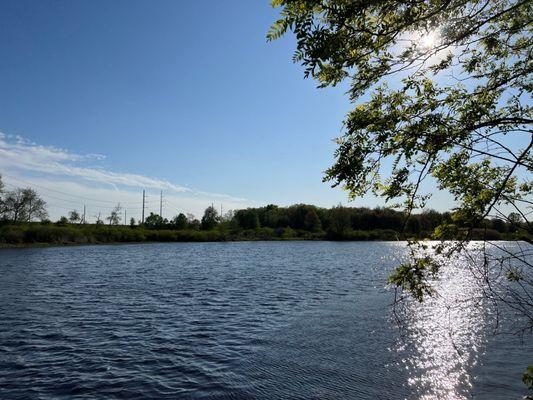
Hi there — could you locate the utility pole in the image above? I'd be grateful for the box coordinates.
[160,190,163,218]
[83,205,86,224]
[142,190,145,224]
[124,209,127,226]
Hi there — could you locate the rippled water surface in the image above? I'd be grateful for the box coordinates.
[0,242,530,399]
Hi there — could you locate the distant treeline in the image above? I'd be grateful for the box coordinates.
[117,203,527,241]
[0,174,528,246]
[0,203,527,247]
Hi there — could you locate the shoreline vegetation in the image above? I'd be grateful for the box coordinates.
[0,175,532,248]
[1,175,529,249]
[0,203,527,249]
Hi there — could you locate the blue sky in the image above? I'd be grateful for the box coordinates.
[0,0,451,220]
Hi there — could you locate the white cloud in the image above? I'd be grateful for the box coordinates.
[0,133,253,221]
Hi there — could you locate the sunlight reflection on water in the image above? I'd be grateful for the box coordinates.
[397,247,489,399]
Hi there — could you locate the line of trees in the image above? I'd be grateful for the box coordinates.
[0,174,527,243]
[80,202,524,241]
[142,203,524,240]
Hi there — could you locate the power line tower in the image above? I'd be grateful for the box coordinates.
[142,190,146,224]
[160,190,163,218]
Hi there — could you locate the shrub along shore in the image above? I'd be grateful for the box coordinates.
[0,222,401,247]
[0,219,525,249]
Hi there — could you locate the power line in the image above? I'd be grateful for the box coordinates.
[142,190,146,224]
[163,199,194,216]
[0,177,203,222]
[1,174,141,204]
[2,181,143,210]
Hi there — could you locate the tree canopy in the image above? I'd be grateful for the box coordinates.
[269,0,532,349]
[0,176,48,223]
[269,0,531,228]
[68,210,81,224]
[106,204,122,226]
[201,206,220,230]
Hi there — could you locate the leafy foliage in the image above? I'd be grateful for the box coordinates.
[0,176,48,222]
[106,204,122,226]
[270,2,532,383]
[269,0,532,320]
[171,213,188,230]
[68,210,81,224]
[524,365,533,390]
[1,203,524,248]
[201,206,220,230]
[144,212,167,229]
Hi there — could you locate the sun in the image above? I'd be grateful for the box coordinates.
[420,31,437,49]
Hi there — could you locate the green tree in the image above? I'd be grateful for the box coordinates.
[328,204,350,238]
[304,209,322,232]
[270,0,531,233]
[507,212,522,233]
[262,204,280,227]
[234,208,260,229]
[56,216,69,226]
[171,213,188,230]
[271,0,532,369]
[523,366,533,390]
[144,212,165,229]
[221,209,234,223]
[106,204,122,226]
[490,218,507,233]
[201,206,219,230]
[68,210,81,224]
[2,188,48,222]
[406,217,421,236]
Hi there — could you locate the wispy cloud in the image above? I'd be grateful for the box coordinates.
[0,132,192,193]
[0,132,253,220]
[0,132,249,199]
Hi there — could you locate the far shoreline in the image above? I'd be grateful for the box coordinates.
[0,237,385,250]
[0,237,524,251]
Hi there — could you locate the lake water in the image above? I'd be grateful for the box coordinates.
[0,242,530,399]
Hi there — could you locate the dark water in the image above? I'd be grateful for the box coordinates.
[0,242,530,399]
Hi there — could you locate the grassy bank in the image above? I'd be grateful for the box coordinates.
[0,222,525,249]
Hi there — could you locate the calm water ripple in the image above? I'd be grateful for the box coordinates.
[0,241,530,399]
